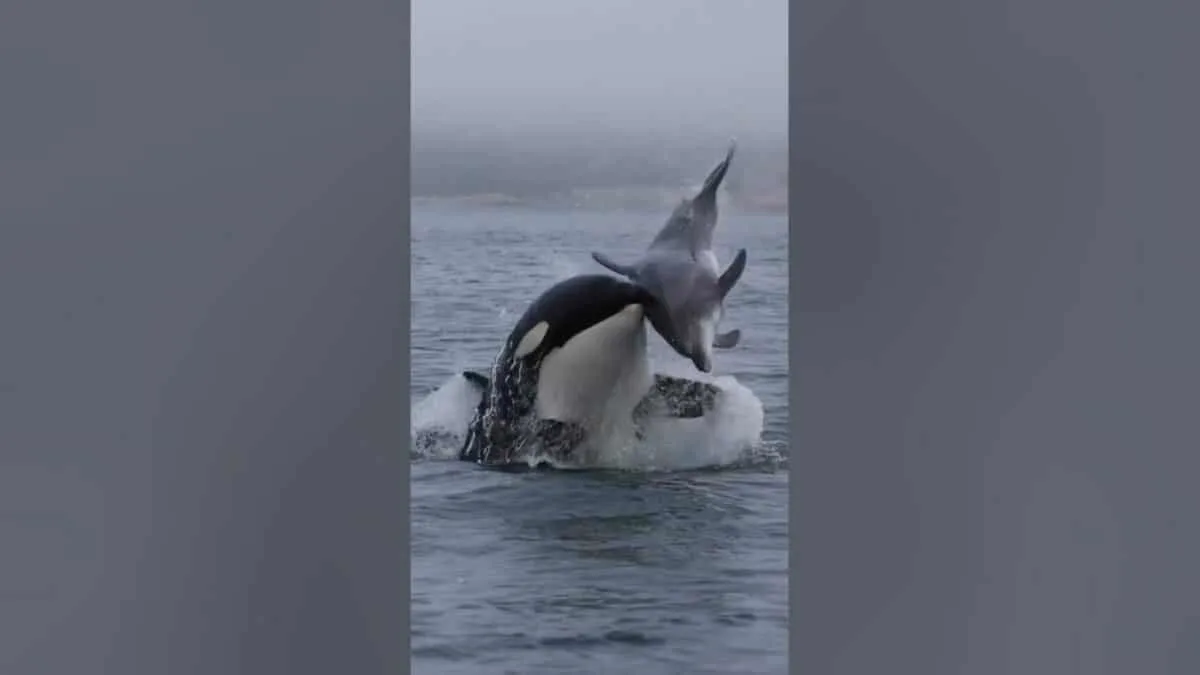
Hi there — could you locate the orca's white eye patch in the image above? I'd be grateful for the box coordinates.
[513,321,550,358]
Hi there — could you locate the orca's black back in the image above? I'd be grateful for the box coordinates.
[506,274,655,361]
[460,274,654,465]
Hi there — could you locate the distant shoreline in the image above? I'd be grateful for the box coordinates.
[411,132,787,216]
[411,189,787,215]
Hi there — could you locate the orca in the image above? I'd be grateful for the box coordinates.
[591,142,748,373]
[456,274,721,468]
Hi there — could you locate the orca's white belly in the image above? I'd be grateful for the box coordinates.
[534,303,652,425]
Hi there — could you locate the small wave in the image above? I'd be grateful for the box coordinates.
[410,361,773,472]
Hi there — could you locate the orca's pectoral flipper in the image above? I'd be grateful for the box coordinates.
[461,370,490,392]
[717,248,748,299]
[634,374,721,421]
[590,252,638,280]
[713,329,741,349]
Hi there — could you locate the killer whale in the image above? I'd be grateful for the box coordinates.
[457,274,721,468]
[591,142,748,373]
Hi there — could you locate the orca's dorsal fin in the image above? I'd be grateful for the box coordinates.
[717,248,748,299]
[713,329,741,349]
[591,251,639,280]
[461,370,489,392]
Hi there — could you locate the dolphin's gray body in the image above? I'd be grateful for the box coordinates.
[592,143,748,373]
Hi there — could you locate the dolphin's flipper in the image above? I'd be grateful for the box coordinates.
[633,374,721,421]
[717,248,748,299]
[461,370,489,392]
[713,329,741,349]
[591,252,639,280]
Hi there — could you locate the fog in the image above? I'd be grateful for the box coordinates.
[414,0,787,136]
[413,0,788,204]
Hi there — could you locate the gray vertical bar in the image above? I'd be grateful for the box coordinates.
[792,0,1199,672]
[0,0,411,673]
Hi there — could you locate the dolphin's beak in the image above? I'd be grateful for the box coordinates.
[641,296,713,373]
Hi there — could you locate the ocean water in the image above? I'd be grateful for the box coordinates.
[410,205,789,674]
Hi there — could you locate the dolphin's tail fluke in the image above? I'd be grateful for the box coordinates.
[696,140,737,205]
[646,140,738,254]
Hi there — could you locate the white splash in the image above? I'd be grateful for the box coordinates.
[410,358,766,472]
[410,373,484,460]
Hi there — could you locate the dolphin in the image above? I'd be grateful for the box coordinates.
[591,142,748,373]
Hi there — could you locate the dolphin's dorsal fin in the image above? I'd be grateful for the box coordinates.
[591,251,639,280]
[713,329,741,349]
[717,248,748,299]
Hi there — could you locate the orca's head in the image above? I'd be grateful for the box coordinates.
[503,275,655,363]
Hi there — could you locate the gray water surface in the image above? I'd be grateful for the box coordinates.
[411,207,789,673]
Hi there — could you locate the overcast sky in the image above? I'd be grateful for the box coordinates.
[412,0,787,138]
